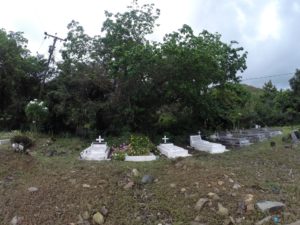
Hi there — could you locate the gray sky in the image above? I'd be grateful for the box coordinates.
[1,0,300,89]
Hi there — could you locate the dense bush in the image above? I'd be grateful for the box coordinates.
[10,135,34,150]
[127,135,154,156]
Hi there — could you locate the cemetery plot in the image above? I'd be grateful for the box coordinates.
[80,136,109,161]
[190,132,227,154]
[215,128,283,147]
[157,136,191,158]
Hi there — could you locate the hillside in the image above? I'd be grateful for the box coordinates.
[1,129,300,225]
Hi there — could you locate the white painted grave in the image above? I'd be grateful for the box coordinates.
[80,135,109,161]
[190,131,227,154]
[125,153,157,162]
[0,139,10,145]
[157,135,191,158]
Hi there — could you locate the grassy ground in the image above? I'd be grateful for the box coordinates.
[0,128,300,225]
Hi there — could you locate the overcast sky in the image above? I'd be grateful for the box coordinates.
[1,0,300,89]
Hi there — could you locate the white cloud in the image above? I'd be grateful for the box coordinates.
[293,1,300,13]
[256,1,281,41]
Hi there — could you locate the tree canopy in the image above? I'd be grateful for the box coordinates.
[1,1,299,136]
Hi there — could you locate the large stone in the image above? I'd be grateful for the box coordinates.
[207,192,220,200]
[123,181,134,189]
[93,212,104,224]
[217,203,229,216]
[10,216,23,225]
[82,211,90,220]
[256,201,285,212]
[28,187,38,192]
[141,175,154,184]
[132,169,139,177]
[195,198,209,211]
[100,206,109,216]
[233,183,241,190]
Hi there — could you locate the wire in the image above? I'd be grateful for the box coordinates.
[36,37,46,53]
[241,72,294,81]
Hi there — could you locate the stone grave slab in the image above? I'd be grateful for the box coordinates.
[80,135,109,161]
[157,136,191,158]
[190,132,227,154]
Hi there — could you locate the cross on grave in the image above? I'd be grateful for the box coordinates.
[198,131,201,136]
[162,135,169,144]
[96,135,105,143]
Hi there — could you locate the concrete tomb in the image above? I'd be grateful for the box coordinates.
[125,153,157,162]
[218,132,251,147]
[80,135,109,161]
[190,131,227,154]
[157,136,191,158]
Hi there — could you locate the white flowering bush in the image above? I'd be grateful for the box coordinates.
[25,99,48,131]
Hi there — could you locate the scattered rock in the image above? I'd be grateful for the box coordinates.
[246,203,255,212]
[255,216,272,225]
[93,212,104,224]
[195,198,209,211]
[100,206,109,216]
[28,187,38,192]
[207,192,220,200]
[217,203,229,216]
[233,183,241,190]
[256,201,285,212]
[170,183,176,188]
[132,168,139,177]
[218,181,224,186]
[123,181,134,190]
[141,175,154,184]
[237,201,246,215]
[194,215,201,221]
[82,211,89,220]
[235,217,244,224]
[181,188,186,193]
[244,194,254,204]
[223,218,234,225]
[69,179,76,185]
[10,216,23,225]
[228,178,234,183]
[82,184,91,188]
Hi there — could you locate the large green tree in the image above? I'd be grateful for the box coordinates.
[0,29,45,129]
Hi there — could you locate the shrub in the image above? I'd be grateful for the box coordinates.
[111,151,126,161]
[10,135,34,150]
[25,99,48,131]
[127,135,154,156]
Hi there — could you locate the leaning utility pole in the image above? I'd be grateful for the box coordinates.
[39,32,66,98]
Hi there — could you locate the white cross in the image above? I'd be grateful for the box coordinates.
[96,135,104,143]
[162,135,169,144]
[198,131,201,136]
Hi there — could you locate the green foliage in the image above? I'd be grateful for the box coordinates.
[6,1,289,135]
[25,99,48,123]
[0,29,46,129]
[10,135,34,149]
[127,134,154,156]
[111,151,126,161]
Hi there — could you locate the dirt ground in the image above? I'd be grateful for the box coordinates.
[0,133,300,225]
